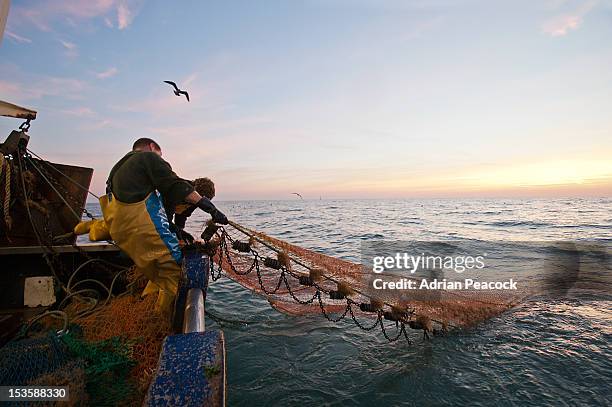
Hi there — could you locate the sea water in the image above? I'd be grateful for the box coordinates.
[86,198,611,406]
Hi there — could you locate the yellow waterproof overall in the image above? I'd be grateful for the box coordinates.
[101,191,183,317]
[74,218,111,241]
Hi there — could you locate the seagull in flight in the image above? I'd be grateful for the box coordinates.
[163,80,190,102]
[292,192,303,199]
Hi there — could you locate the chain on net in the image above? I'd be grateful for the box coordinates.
[203,223,416,343]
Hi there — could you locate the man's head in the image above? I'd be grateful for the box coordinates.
[193,177,215,200]
[132,138,162,156]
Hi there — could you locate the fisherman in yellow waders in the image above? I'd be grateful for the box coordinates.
[102,138,228,317]
[73,177,216,243]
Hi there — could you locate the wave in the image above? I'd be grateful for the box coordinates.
[488,221,552,228]
[347,233,385,240]
[397,220,421,225]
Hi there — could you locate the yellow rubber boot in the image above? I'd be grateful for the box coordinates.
[155,289,176,319]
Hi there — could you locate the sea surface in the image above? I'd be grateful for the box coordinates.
[86,198,611,406]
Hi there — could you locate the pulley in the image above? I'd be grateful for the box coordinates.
[0,129,30,156]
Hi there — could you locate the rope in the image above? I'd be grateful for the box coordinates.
[16,151,65,290]
[26,148,100,200]
[23,150,122,254]
[23,311,70,337]
[14,149,129,330]
[0,155,12,230]
[26,156,82,222]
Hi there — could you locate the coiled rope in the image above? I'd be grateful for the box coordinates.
[0,155,12,230]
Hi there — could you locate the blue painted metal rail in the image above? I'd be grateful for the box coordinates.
[145,248,226,406]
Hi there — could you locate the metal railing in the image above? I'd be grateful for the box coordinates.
[183,288,205,333]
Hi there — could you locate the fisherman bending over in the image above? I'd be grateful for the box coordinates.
[165,177,216,244]
[102,138,228,317]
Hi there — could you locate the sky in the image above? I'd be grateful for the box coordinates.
[1,0,611,200]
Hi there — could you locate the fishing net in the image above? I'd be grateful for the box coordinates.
[0,328,139,406]
[28,360,88,407]
[204,221,525,342]
[1,262,169,406]
[0,333,71,386]
[74,293,171,394]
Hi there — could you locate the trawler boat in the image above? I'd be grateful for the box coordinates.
[0,100,226,406]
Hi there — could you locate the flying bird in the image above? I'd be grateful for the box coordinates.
[292,192,303,199]
[163,80,190,102]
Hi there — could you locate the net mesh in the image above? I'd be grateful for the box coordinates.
[0,333,70,386]
[1,267,168,406]
[211,222,525,334]
[0,329,140,406]
[74,293,170,394]
[28,360,88,407]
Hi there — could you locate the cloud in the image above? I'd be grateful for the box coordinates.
[542,14,582,36]
[95,67,119,79]
[542,0,598,37]
[60,107,96,117]
[59,39,79,57]
[0,81,20,96]
[117,2,133,29]
[78,119,114,131]
[183,73,198,87]
[5,31,33,44]
[0,71,88,103]
[8,0,144,32]
[59,39,76,50]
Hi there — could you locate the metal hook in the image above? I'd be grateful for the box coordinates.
[19,119,31,131]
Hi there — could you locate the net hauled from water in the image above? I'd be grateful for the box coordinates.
[206,221,525,341]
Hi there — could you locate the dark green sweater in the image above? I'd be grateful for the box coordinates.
[107,151,194,207]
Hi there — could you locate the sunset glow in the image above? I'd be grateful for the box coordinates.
[1,0,611,200]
